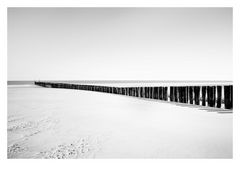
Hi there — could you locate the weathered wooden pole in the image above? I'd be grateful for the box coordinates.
[135,87,138,97]
[183,87,187,103]
[170,87,174,101]
[201,86,206,106]
[143,87,146,98]
[183,87,186,103]
[138,87,141,97]
[181,87,186,103]
[163,87,168,101]
[161,87,164,100]
[184,87,188,103]
[147,87,150,98]
[224,85,233,109]
[216,86,222,108]
[152,87,155,99]
[178,87,182,103]
[189,86,193,104]
[153,87,157,99]
[149,87,152,98]
[174,87,178,102]
[157,87,160,100]
[130,88,133,96]
[207,86,216,107]
[146,87,149,98]
[194,86,200,105]
[180,87,184,103]
[230,85,233,109]
[152,87,154,99]
[158,87,161,100]
[140,87,143,97]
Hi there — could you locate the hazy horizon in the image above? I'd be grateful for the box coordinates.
[7,80,233,86]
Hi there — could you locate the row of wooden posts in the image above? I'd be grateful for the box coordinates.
[34,81,233,110]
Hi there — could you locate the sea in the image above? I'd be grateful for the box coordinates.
[8,80,233,87]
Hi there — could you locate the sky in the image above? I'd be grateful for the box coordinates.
[8,8,232,81]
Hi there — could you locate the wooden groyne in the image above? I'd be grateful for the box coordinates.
[34,81,233,110]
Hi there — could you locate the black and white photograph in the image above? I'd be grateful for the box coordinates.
[7,7,233,159]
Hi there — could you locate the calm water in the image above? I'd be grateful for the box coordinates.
[7,81,35,85]
[8,80,232,86]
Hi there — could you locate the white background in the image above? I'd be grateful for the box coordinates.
[7,7,232,81]
[0,0,240,168]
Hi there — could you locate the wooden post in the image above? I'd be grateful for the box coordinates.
[153,87,157,99]
[189,86,193,104]
[194,86,200,105]
[180,87,185,103]
[182,87,186,103]
[158,87,162,100]
[207,86,216,107]
[224,85,233,109]
[147,87,150,98]
[184,87,188,103]
[216,86,222,108]
[174,87,178,102]
[163,87,168,101]
[149,87,152,98]
[202,86,206,106]
[151,87,154,99]
[178,87,181,103]
[140,87,143,97]
[170,87,174,101]
[231,85,233,109]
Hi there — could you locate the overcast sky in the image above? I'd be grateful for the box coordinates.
[8,8,232,81]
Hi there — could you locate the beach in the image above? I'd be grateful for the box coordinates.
[8,85,232,158]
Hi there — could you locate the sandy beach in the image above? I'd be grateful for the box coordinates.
[8,85,232,158]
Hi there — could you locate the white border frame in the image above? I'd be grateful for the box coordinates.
[1,0,239,169]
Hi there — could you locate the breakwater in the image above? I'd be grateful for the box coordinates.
[34,81,233,110]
